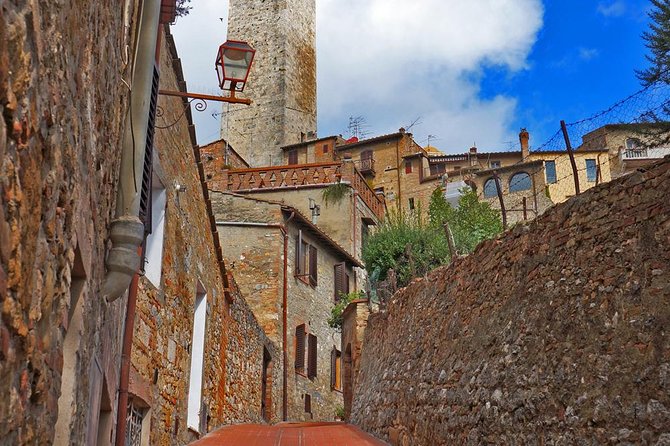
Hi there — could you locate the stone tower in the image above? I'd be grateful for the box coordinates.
[223,0,317,167]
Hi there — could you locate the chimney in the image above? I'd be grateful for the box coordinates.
[399,127,406,134]
[519,128,530,159]
[469,146,477,154]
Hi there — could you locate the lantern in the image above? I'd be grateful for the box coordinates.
[215,40,256,92]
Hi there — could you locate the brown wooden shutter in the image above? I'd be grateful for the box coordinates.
[344,272,350,294]
[139,65,160,237]
[294,236,301,276]
[334,263,345,301]
[288,149,298,165]
[307,334,317,379]
[304,394,311,413]
[295,325,305,372]
[330,348,337,390]
[309,245,318,286]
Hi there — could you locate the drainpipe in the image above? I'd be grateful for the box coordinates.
[114,261,141,446]
[102,0,161,302]
[395,137,402,212]
[281,212,295,422]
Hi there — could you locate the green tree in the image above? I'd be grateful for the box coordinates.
[638,0,670,86]
[362,206,450,288]
[428,186,503,254]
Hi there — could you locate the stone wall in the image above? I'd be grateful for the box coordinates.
[224,0,317,167]
[352,157,670,445]
[0,1,130,443]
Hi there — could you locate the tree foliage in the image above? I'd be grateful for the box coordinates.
[429,187,503,255]
[176,0,192,17]
[638,0,670,86]
[327,291,365,330]
[362,187,503,289]
[362,204,450,289]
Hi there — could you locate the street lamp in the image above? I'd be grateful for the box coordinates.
[215,40,256,93]
[158,39,255,106]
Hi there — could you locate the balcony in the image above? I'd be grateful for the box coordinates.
[622,146,670,160]
[219,162,385,220]
[358,158,375,175]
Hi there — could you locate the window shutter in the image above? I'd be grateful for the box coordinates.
[295,325,305,372]
[309,245,318,286]
[344,272,350,295]
[307,334,317,379]
[304,394,311,413]
[294,236,301,276]
[139,65,160,237]
[330,348,337,390]
[334,263,345,301]
[288,150,298,165]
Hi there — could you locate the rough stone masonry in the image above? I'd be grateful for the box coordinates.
[352,157,670,445]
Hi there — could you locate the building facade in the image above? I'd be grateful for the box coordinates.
[211,193,360,421]
[223,0,317,167]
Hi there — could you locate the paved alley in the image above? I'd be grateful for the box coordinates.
[189,422,388,445]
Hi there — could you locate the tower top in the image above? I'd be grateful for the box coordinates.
[221,0,317,167]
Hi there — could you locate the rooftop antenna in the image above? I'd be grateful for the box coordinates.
[404,116,422,133]
[348,116,370,139]
[426,134,438,146]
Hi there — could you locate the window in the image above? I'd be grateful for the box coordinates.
[187,283,207,432]
[295,232,317,286]
[307,334,318,379]
[430,163,446,176]
[125,401,145,446]
[509,172,532,192]
[405,160,413,174]
[304,394,312,414]
[144,173,166,287]
[288,149,298,165]
[331,348,342,391]
[490,160,501,168]
[295,324,306,373]
[323,143,329,154]
[408,198,415,210]
[545,160,557,184]
[586,159,597,182]
[334,263,350,301]
[483,178,498,198]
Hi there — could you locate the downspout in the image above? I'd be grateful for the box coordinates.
[114,259,141,446]
[102,0,161,302]
[281,212,295,422]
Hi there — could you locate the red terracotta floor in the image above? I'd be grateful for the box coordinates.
[190,422,389,445]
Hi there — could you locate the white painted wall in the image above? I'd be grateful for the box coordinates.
[144,177,166,288]
[187,288,207,432]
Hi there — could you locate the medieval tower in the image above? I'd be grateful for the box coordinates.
[223,0,317,167]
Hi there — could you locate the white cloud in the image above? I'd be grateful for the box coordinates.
[597,1,626,17]
[172,0,544,153]
[578,47,599,61]
[172,0,230,144]
[317,0,544,152]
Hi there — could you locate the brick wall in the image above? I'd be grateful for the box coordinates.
[352,157,670,444]
[0,1,129,443]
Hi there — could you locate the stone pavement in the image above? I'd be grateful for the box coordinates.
[190,422,389,445]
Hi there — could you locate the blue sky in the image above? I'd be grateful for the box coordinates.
[478,0,652,149]
[173,0,654,155]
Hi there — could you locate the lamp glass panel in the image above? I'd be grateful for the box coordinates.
[223,48,252,81]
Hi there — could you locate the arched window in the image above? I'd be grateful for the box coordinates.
[483,178,497,198]
[509,172,532,192]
